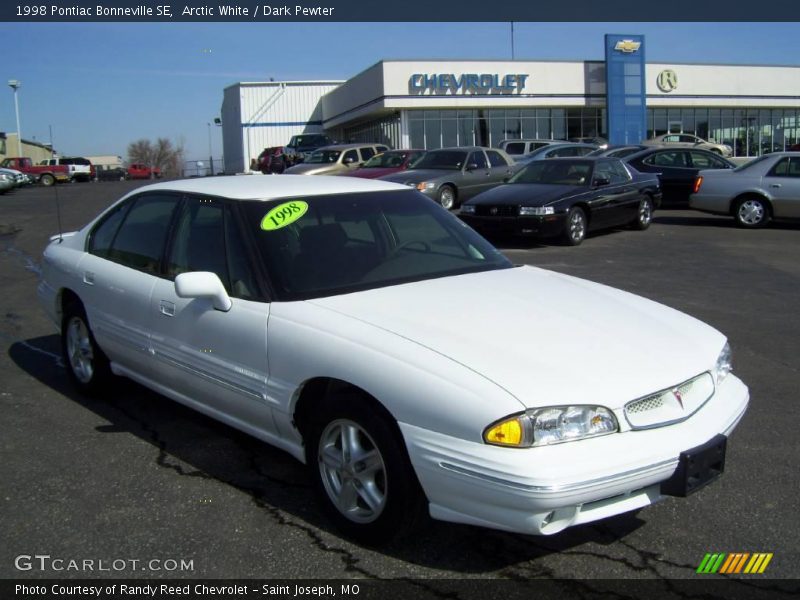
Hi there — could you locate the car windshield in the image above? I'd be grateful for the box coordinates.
[305,150,341,164]
[362,152,407,168]
[410,150,468,170]
[509,160,593,186]
[242,190,512,300]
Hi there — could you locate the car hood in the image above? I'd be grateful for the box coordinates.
[346,167,403,179]
[308,266,724,410]
[468,183,584,206]
[381,169,454,184]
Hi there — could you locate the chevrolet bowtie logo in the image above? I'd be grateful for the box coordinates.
[614,40,641,53]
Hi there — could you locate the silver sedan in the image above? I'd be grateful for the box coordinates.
[689,152,800,227]
[643,134,733,157]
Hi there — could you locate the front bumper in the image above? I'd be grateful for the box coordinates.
[459,213,566,238]
[400,373,748,535]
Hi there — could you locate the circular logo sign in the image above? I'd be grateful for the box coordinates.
[657,70,678,93]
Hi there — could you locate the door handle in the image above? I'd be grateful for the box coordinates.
[159,300,175,317]
[769,184,781,188]
[83,271,95,285]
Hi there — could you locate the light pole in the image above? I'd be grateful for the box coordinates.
[8,80,22,157]
[207,122,213,176]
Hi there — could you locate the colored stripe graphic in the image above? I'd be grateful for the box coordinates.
[698,552,773,574]
[744,553,774,574]
[697,553,726,573]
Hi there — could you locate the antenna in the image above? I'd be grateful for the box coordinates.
[50,124,64,241]
[510,22,515,60]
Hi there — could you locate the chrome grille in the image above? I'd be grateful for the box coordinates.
[475,205,519,217]
[624,372,715,429]
[626,394,664,414]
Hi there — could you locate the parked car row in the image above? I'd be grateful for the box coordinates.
[254,133,797,243]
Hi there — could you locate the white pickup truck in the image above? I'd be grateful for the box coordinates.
[39,157,94,182]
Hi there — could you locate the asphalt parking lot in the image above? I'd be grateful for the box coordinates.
[1,180,798,583]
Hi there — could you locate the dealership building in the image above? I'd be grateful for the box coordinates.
[220,35,800,173]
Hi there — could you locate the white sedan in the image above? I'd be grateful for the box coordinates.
[38,175,748,542]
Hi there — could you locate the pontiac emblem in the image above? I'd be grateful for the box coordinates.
[672,388,684,410]
[614,40,641,53]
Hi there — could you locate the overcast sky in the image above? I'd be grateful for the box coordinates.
[2,22,798,162]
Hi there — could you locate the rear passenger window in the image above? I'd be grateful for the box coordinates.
[89,201,132,258]
[486,150,509,167]
[504,142,525,155]
[106,195,178,274]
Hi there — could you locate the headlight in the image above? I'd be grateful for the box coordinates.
[715,342,732,384]
[519,206,555,216]
[416,181,436,191]
[460,205,476,215]
[484,406,618,448]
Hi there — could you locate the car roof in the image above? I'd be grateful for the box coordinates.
[317,143,387,150]
[125,174,408,201]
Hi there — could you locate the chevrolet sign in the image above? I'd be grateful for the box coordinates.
[409,73,529,93]
[614,40,641,53]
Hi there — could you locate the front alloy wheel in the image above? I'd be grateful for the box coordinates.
[318,419,387,524]
[307,396,426,543]
[564,207,587,246]
[437,185,456,210]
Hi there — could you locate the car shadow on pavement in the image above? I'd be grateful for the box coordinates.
[654,214,800,230]
[10,335,647,573]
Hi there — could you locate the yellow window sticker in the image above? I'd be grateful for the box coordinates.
[260,200,309,231]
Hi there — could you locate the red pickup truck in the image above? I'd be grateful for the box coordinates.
[127,163,162,179]
[0,157,70,186]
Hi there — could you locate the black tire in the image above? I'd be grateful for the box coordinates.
[563,206,587,246]
[306,394,427,544]
[733,195,771,229]
[437,185,457,210]
[61,301,112,395]
[40,173,56,187]
[631,196,654,230]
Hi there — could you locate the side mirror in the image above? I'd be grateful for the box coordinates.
[344,157,355,164]
[593,177,611,187]
[466,163,479,171]
[175,272,232,312]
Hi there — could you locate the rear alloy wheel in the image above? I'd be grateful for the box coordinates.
[734,196,770,228]
[307,396,426,543]
[61,302,112,395]
[563,206,587,246]
[40,173,56,187]
[437,185,456,210]
[631,196,654,230]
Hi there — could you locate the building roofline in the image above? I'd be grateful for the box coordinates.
[224,80,345,91]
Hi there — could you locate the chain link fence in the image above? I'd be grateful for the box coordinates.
[181,157,225,178]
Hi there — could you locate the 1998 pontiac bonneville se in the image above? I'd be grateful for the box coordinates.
[38,175,748,542]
